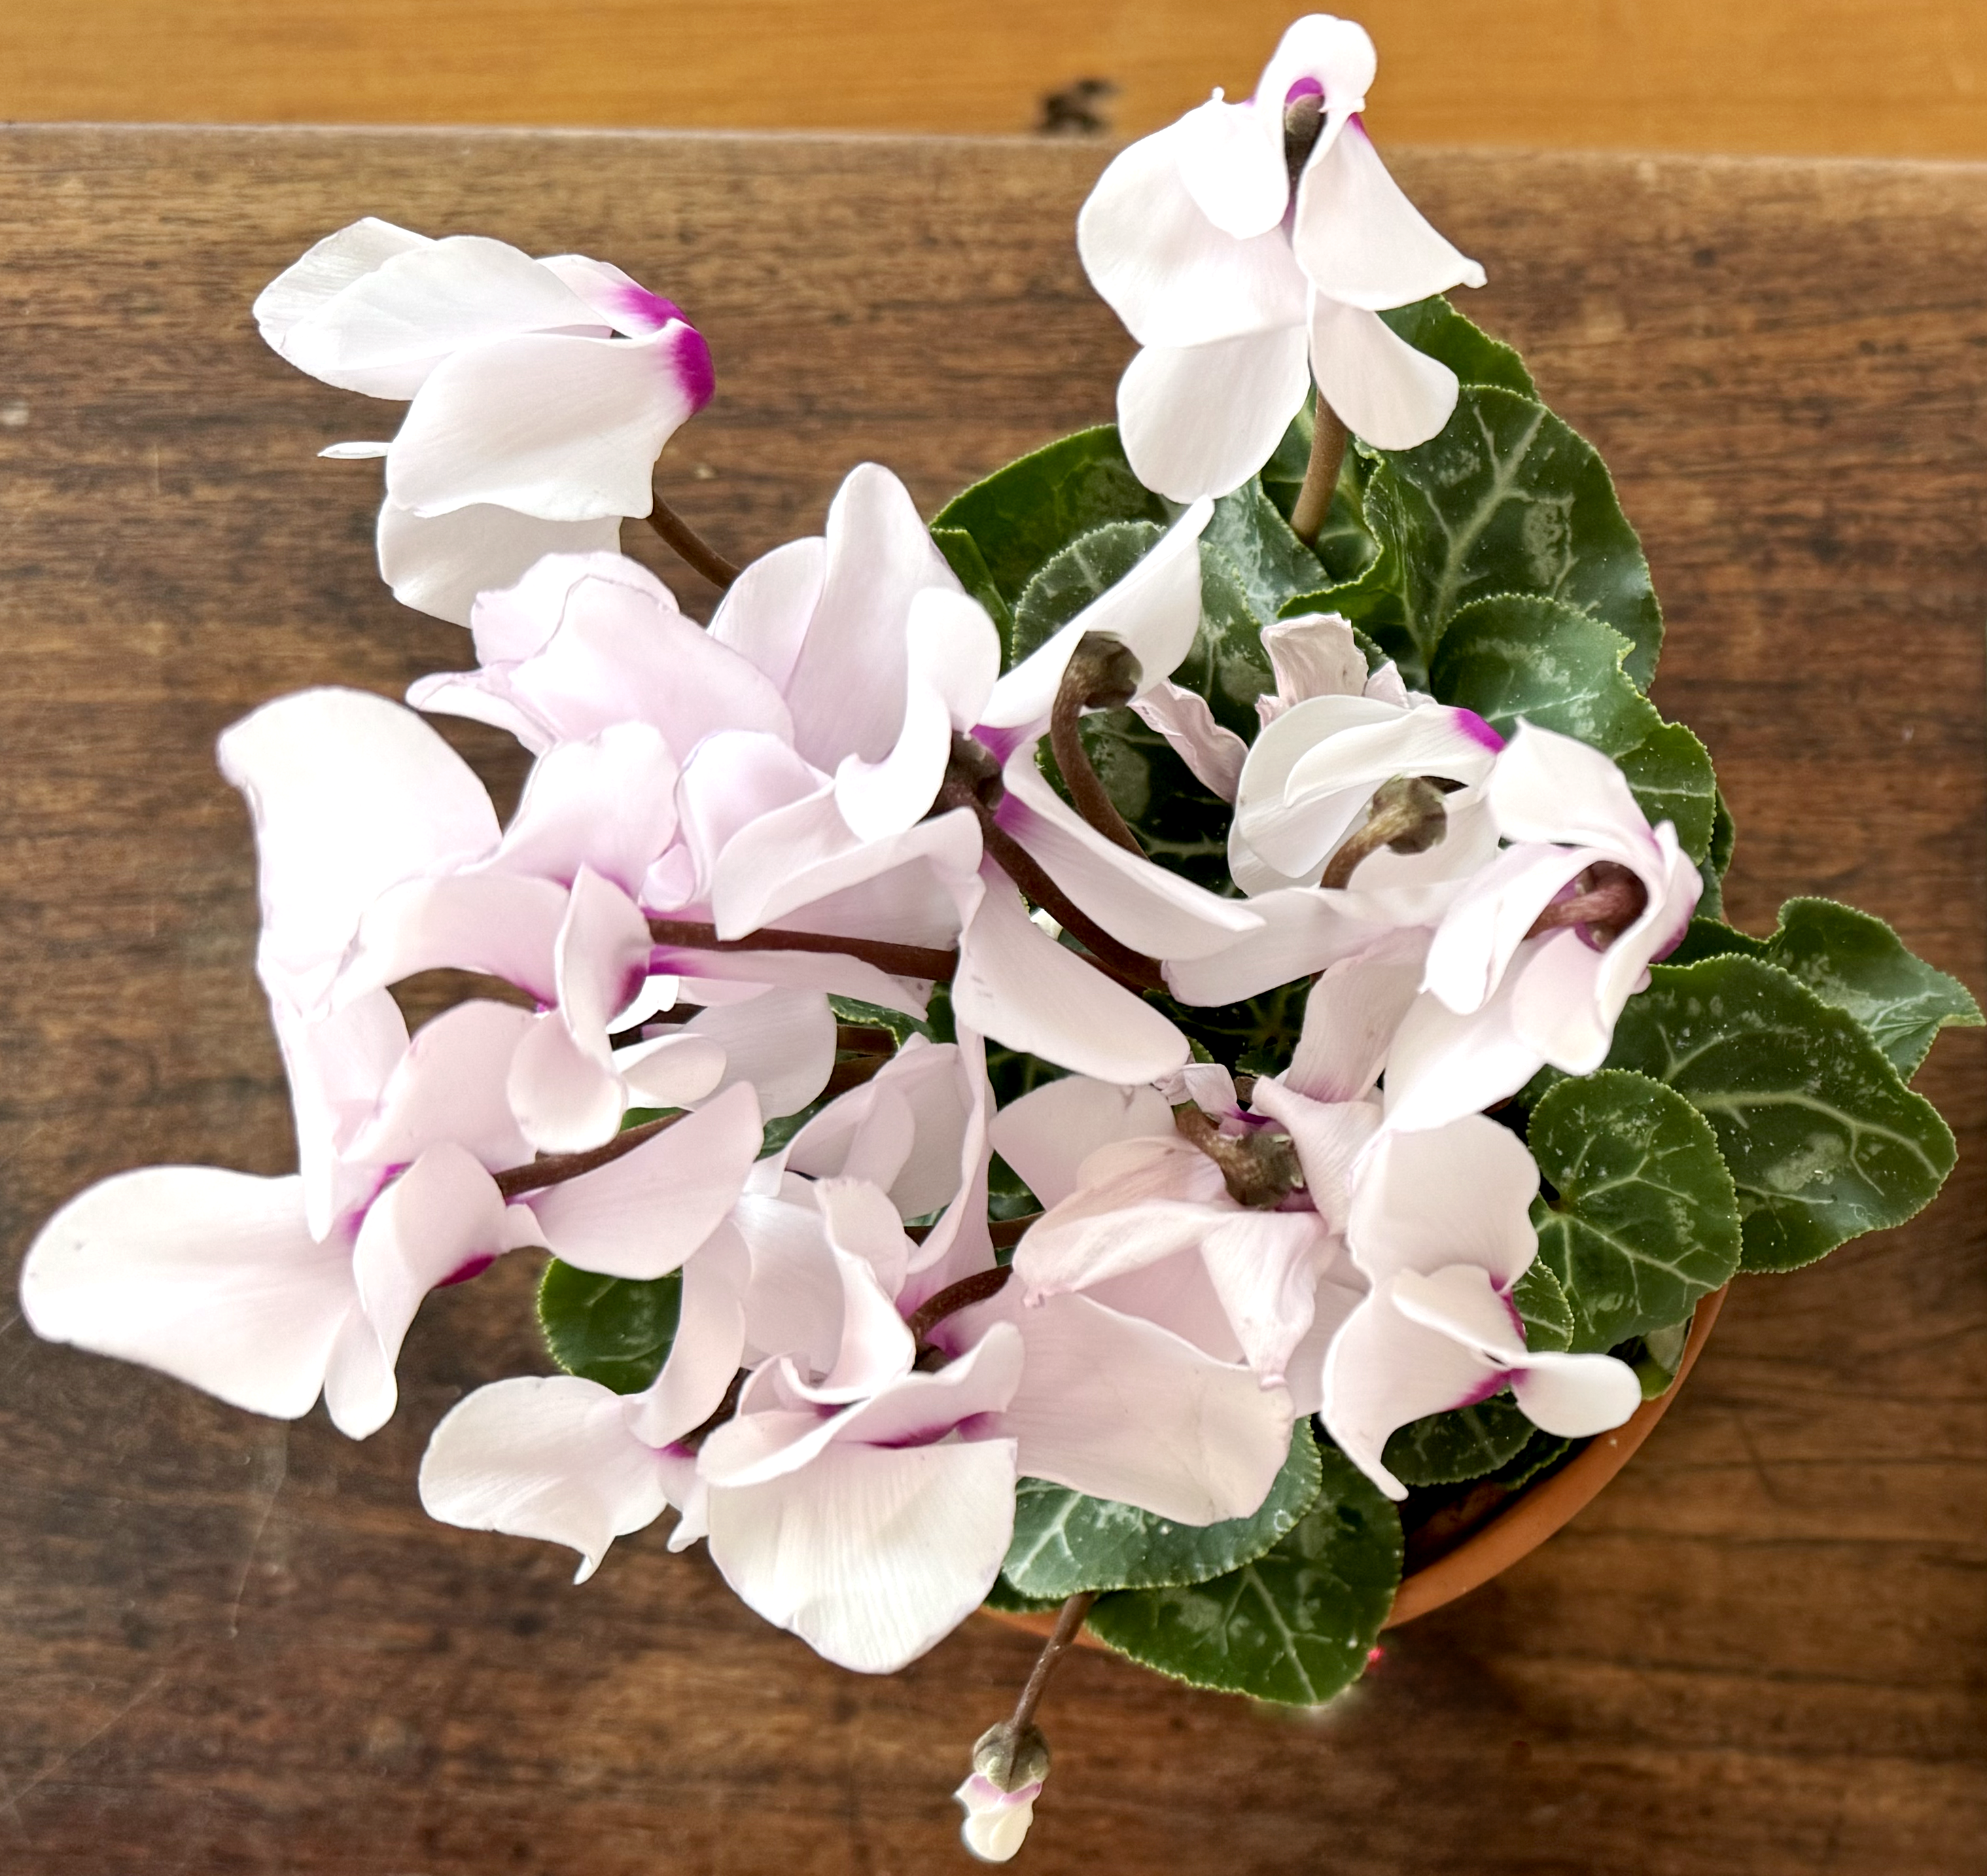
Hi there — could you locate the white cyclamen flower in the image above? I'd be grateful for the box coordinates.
[256,219,714,623]
[1077,13,1484,499]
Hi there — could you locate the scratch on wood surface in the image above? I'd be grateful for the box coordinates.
[0,1667,170,1830]
[226,1423,289,1640]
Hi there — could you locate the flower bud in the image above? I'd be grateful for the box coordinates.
[956,1722,1051,1862]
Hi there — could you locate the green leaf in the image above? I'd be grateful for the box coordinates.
[1010,518,1162,661]
[1512,1257,1574,1351]
[1379,295,1536,397]
[1525,1069,1743,1349]
[1755,898,1983,1080]
[1074,711,1237,895]
[538,1260,682,1394]
[1429,592,1660,756]
[1644,905,1979,1081]
[1708,787,1738,877]
[1086,1445,1401,1705]
[1599,957,1958,1273]
[1617,1317,1695,1399]
[1204,480,1329,626]
[1487,1428,1574,1491]
[1382,1394,1534,1487]
[1154,978,1312,1076]
[982,1574,1063,1615]
[1002,1422,1324,1600]
[932,524,1015,651]
[1617,721,1719,865]
[1358,385,1662,690]
[932,426,1166,609]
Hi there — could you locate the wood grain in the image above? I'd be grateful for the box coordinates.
[0,127,1982,1874]
[5,2,1987,159]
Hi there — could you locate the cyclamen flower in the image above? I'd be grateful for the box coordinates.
[1384,723,1703,1131]
[420,1038,1294,1672]
[256,219,714,623]
[1077,13,1485,500]
[1229,612,1502,893]
[409,467,1266,1086]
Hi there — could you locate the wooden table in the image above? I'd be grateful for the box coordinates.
[0,128,1981,1875]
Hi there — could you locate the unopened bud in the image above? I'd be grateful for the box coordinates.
[957,1722,1051,1862]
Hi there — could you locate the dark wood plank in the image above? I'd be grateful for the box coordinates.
[0,128,1980,1874]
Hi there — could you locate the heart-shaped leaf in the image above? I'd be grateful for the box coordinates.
[538,1260,682,1394]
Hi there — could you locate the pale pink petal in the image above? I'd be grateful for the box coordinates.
[217,688,501,1006]
[534,253,688,338]
[957,1773,1042,1864]
[704,1435,1019,1673]
[733,1190,843,1373]
[253,217,432,363]
[668,986,837,1120]
[962,1289,1295,1524]
[610,1029,729,1110]
[712,793,981,943]
[1256,16,1377,116]
[268,235,610,399]
[1280,927,1430,1103]
[994,749,1261,960]
[1197,1209,1336,1382]
[339,870,569,1008]
[1388,1262,1528,1362]
[1085,1250,1248,1364]
[628,1221,752,1447]
[345,999,535,1172]
[1507,927,1615,1075]
[707,535,828,694]
[981,498,1213,730]
[652,940,929,1023]
[1319,1283,1500,1500]
[1309,294,1462,450]
[987,1075,1173,1211]
[521,1081,762,1279]
[1423,841,1594,1014]
[1130,680,1249,801]
[1076,123,1309,349]
[493,724,680,897]
[417,1375,669,1582]
[20,1167,356,1421]
[1013,1136,1231,1298]
[951,867,1189,1085]
[1260,612,1369,718]
[386,326,709,522]
[1490,722,1661,851]
[1347,1115,1540,1286]
[782,463,964,770]
[350,1144,534,1419]
[1381,974,1546,1133]
[1245,1076,1382,1231]
[510,1016,627,1155]
[834,586,1002,841]
[787,1042,954,1214]
[1173,95,1290,239]
[468,548,674,665]
[377,499,622,629]
[1293,119,1485,311]
[676,729,826,902]
[272,993,410,1239]
[1117,328,1313,503]
[1510,1351,1644,1438]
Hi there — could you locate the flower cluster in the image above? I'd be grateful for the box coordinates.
[22,13,1974,1868]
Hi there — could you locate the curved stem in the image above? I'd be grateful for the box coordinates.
[494,1112,682,1200]
[1526,862,1647,943]
[648,917,956,983]
[1050,634,1144,855]
[645,491,741,590]
[905,1264,1012,1345]
[1289,393,1350,548]
[972,811,1167,993]
[1318,775,1450,890]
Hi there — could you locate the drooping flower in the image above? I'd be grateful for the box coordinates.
[256,219,713,622]
[1383,722,1703,1131]
[1322,1118,1642,1498]
[1076,13,1485,499]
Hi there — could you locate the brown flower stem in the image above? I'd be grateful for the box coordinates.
[1008,1592,1097,1739]
[494,1112,684,1200]
[644,491,740,590]
[820,1053,888,1099]
[974,813,1167,993]
[648,917,957,984]
[1525,862,1648,943]
[1289,393,1350,548]
[835,1023,900,1057]
[1173,1104,1304,1207]
[1318,775,1452,889]
[904,1264,1012,1345]
[1049,633,1144,855]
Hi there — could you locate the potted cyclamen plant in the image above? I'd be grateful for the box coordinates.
[18,13,1975,1866]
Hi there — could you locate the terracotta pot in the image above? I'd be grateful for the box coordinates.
[986,1283,1728,1648]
